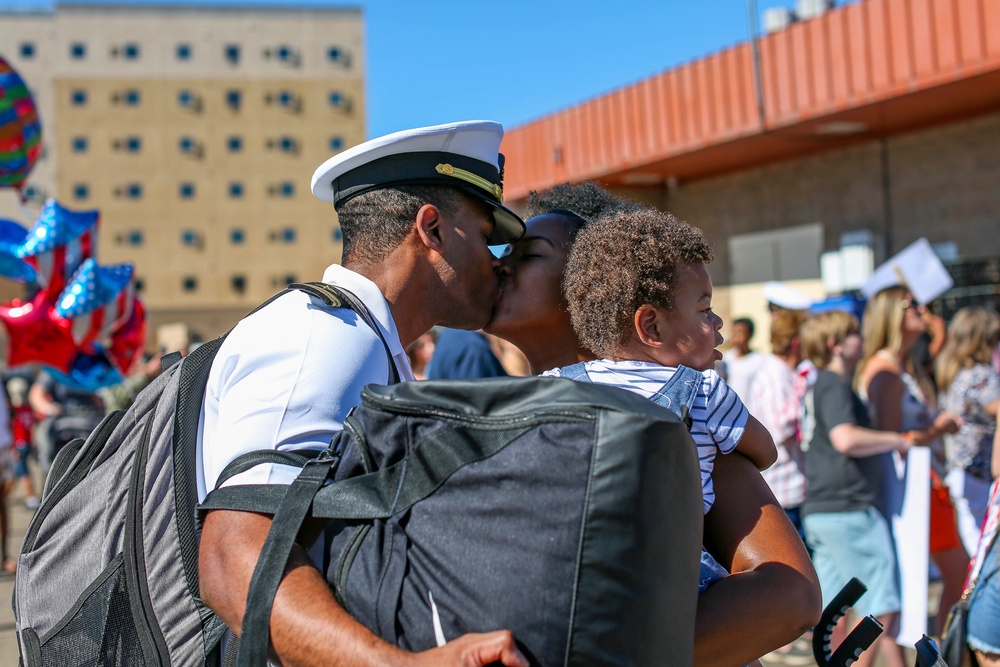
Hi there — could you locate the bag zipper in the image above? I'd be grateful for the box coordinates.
[123,416,170,665]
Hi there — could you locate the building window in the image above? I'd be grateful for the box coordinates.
[327,46,349,64]
[225,89,241,111]
[179,182,196,199]
[229,182,244,198]
[71,89,87,106]
[177,89,200,110]
[281,227,296,243]
[124,136,141,153]
[123,89,141,106]
[272,44,298,65]
[123,43,140,60]
[70,43,86,59]
[274,136,298,154]
[329,136,344,152]
[328,91,348,109]
[71,136,88,153]
[20,43,35,59]
[224,44,240,64]
[270,182,295,198]
[127,230,144,246]
[230,228,245,244]
[227,136,243,153]
[271,90,300,111]
[181,229,200,246]
[178,136,201,156]
[332,228,343,242]
[231,275,246,294]
[182,276,198,292]
[176,43,192,60]
[73,184,89,200]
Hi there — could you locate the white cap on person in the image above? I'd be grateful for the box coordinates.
[763,281,814,311]
[311,120,525,245]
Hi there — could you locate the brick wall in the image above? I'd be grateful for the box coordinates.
[645,110,1000,289]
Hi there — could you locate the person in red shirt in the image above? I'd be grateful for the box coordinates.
[7,377,38,510]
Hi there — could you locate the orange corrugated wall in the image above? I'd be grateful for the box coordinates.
[502,0,1000,200]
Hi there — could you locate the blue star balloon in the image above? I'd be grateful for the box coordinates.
[16,198,98,295]
[16,199,98,257]
[0,218,36,282]
[56,258,135,347]
[44,345,124,393]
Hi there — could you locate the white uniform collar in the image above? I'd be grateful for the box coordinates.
[321,264,411,374]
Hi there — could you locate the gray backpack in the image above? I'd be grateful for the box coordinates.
[12,282,392,666]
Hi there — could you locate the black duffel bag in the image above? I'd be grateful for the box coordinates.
[204,376,704,667]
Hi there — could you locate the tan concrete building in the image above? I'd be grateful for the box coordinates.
[0,2,364,341]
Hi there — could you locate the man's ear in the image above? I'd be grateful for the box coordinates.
[414,204,444,252]
[633,304,664,348]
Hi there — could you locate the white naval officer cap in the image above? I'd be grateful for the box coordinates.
[311,120,525,245]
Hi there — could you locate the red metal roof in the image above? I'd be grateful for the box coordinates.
[501,0,1000,201]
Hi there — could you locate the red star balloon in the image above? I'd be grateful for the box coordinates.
[0,290,76,373]
[107,296,146,375]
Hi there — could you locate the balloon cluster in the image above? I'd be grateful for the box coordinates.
[0,55,41,193]
[0,200,145,391]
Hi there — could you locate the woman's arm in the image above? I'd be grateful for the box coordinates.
[27,381,60,417]
[697,452,822,667]
[829,423,912,457]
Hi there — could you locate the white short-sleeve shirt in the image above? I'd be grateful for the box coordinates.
[196,264,414,502]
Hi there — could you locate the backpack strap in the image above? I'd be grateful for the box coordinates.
[648,365,701,428]
[289,282,400,385]
[234,420,534,667]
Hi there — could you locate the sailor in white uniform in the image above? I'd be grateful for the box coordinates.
[197,121,529,667]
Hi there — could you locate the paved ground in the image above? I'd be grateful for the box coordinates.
[0,465,936,667]
[1,485,33,664]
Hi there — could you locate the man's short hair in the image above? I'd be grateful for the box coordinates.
[801,310,859,368]
[337,185,470,264]
[563,208,714,358]
[733,317,755,338]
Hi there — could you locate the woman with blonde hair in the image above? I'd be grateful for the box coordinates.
[856,286,965,641]
[936,306,1000,554]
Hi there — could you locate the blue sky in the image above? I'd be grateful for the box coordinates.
[7,0,808,138]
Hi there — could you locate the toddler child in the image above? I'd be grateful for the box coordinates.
[544,208,777,591]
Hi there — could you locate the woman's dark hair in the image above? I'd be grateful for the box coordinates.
[525,181,642,244]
